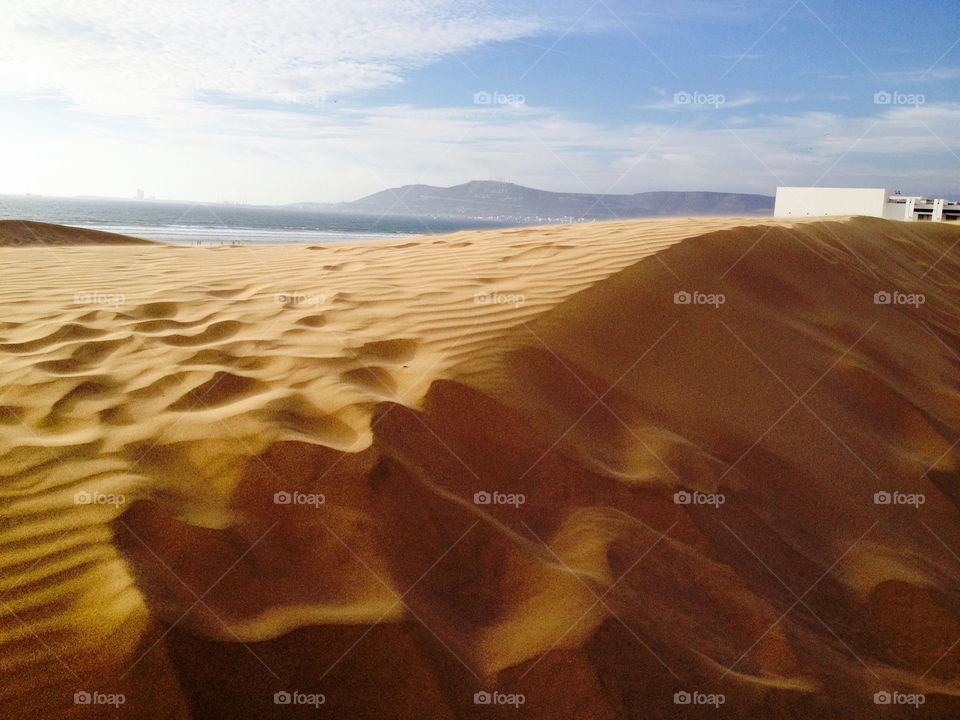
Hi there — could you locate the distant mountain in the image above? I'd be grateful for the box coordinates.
[290,181,774,220]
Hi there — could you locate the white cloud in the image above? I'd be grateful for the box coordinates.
[0,2,956,203]
[638,92,760,111]
[9,97,957,203]
[0,0,543,114]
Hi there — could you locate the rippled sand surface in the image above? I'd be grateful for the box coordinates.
[1,216,958,718]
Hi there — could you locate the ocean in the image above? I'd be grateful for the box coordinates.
[0,195,516,245]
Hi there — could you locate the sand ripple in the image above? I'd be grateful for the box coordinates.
[1,217,959,718]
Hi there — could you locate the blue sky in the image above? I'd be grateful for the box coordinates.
[0,0,957,203]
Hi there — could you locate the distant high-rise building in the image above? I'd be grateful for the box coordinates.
[135,188,145,200]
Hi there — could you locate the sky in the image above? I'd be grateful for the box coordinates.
[0,0,957,204]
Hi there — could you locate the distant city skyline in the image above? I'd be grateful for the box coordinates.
[1,0,958,204]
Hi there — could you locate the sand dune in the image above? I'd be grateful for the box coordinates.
[1,216,959,718]
[0,220,157,247]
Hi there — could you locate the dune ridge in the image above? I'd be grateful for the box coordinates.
[1,216,959,718]
[0,220,157,247]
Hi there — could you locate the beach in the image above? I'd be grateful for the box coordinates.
[1,216,959,718]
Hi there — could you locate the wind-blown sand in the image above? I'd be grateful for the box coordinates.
[1,216,958,718]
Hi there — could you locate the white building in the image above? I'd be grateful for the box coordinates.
[774,187,959,222]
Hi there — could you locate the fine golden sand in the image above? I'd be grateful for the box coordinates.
[0,220,157,247]
[1,216,959,718]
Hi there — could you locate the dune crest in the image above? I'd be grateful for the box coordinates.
[0,220,157,246]
[1,217,959,718]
